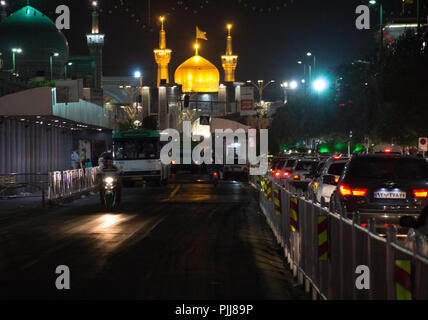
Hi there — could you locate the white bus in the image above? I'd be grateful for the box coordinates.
[113,129,170,185]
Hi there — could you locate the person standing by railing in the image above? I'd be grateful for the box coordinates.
[71,150,80,170]
[80,148,87,172]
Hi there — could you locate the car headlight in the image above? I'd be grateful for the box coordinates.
[104,177,114,184]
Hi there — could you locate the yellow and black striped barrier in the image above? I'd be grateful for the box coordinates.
[318,215,328,261]
[290,197,298,232]
[395,260,412,300]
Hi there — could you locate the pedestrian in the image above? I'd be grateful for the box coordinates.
[71,150,80,169]
[80,148,87,170]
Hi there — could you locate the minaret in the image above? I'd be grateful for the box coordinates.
[221,24,238,82]
[154,16,172,87]
[1,1,7,23]
[86,1,105,90]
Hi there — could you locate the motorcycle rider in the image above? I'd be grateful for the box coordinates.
[97,153,122,205]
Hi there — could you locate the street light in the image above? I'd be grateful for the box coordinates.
[247,79,275,103]
[289,80,298,90]
[134,70,143,111]
[368,0,383,50]
[50,52,59,80]
[64,62,72,79]
[306,51,316,78]
[11,48,23,76]
[312,77,329,93]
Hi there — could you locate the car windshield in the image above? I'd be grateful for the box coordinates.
[295,161,318,171]
[113,139,160,160]
[274,160,286,169]
[348,158,428,179]
[285,159,296,167]
[328,163,346,176]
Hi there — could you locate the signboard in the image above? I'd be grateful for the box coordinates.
[418,137,427,152]
[239,87,255,116]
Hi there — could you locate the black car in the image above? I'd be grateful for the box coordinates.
[330,154,428,232]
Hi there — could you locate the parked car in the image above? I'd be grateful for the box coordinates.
[308,156,348,207]
[330,154,428,233]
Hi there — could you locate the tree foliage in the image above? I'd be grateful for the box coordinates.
[269,30,428,152]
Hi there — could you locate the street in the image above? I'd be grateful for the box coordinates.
[0,174,308,300]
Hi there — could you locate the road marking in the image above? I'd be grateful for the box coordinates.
[162,184,181,202]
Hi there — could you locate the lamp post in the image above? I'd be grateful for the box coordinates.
[134,70,143,118]
[50,52,59,80]
[306,52,316,82]
[369,1,383,50]
[64,62,72,79]
[246,79,275,104]
[11,48,22,76]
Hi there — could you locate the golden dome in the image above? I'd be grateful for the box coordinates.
[174,55,220,93]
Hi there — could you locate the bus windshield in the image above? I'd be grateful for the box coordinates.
[113,138,160,160]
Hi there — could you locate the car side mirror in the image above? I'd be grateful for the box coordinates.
[323,175,337,185]
[399,216,417,229]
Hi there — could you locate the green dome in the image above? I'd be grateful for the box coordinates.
[0,6,69,77]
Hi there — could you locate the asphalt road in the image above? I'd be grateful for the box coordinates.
[0,174,309,300]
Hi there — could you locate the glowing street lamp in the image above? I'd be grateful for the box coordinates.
[312,77,329,93]
[134,70,143,111]
[64,62,73,79]
[368,0,384,48]
[289,80,298,90]
[11,48,23,76]
[247,79,275,103]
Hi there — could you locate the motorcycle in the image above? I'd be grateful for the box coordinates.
[101,173,121,209]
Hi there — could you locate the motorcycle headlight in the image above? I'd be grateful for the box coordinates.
[104,177,114,184]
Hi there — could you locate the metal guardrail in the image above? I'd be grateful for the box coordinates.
[0,173,48,198]
[48,167,99,201]
[250,174,428,300]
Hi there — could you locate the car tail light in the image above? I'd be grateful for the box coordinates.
[333,155,341,160]
[413,189,428,198]
[361,223,367,227]
[339,184,352,196]
[213,172,218,176]
[334,177,340,183]
[275,171,281,178]
[171,160,176,165]
[339,184,367,197]
[293,175,300,180]
[352,188,367,197]
[384,148,392,153]
[283,171,290,177]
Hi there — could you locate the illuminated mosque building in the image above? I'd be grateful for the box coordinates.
[148,17,253,132]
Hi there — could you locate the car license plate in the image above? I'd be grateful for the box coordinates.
[233,168,241,172]
[374,191,406,199]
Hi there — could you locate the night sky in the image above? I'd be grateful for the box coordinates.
[6,0,409,99]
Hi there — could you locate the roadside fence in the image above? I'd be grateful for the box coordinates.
[48,167,99,202]
[250,174,428,300]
